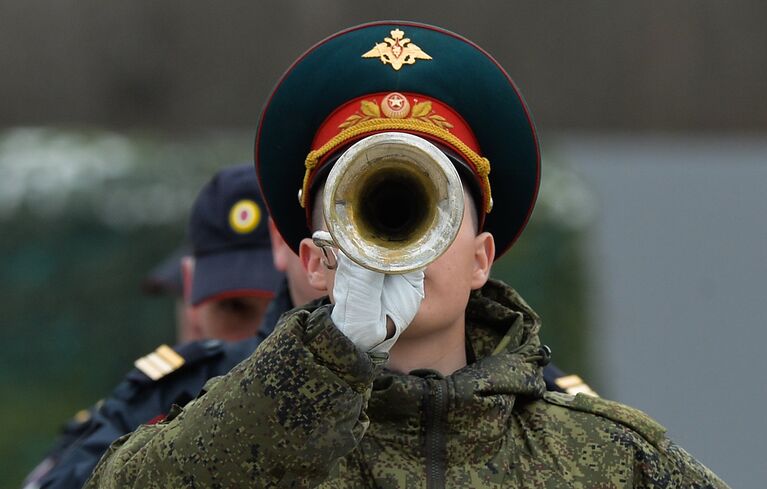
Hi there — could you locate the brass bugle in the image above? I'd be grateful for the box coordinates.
[316,132,464,274]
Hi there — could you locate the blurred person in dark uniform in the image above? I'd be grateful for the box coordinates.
[139,162,283,344]
[20,163,283,489]
[179,163,282,342]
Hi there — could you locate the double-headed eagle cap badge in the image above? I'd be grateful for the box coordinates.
[362,28,432,70]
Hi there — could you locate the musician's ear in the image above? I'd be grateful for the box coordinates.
[299,237,330,293]
[470,231,494,290]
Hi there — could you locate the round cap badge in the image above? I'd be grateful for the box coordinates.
[229,199,261,234]
[381,92,411,118]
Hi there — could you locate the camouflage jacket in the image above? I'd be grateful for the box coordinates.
[84,280,727,488]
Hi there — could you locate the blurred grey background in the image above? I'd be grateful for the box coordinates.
[2,1,766,131]
[1,1,764,487]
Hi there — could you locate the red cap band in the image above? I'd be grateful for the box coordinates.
[301,92,493,216]
[312,92,480,153]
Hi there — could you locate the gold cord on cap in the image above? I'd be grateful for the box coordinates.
[301,118,492,214]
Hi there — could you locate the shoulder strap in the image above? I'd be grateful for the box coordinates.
[128,340,225,383]
[543,391,667,448]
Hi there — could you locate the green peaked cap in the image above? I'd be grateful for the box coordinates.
[256,21,540,259]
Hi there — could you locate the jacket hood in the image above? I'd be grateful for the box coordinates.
[365,279,547,459]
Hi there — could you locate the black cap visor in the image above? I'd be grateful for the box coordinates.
[191,248,282,306]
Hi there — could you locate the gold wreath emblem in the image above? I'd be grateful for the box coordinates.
[362,29,432,71]
[338,95,454,131]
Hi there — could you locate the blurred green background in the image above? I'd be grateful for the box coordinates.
[0,128,594,486]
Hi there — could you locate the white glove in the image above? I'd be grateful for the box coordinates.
[327,243,424,353]
[376,271,425,352]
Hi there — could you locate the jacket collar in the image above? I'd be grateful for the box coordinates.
[366,279,546,448]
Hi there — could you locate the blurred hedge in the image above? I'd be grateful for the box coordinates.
[0,128,595,486]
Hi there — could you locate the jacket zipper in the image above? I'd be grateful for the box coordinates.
[424,377,448,489]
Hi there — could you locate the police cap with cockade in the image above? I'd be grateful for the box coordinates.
[189,163,283,305]
[256,21,539,259]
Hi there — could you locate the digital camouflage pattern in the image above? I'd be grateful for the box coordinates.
[85,280,728,488]
[25,282,575,489]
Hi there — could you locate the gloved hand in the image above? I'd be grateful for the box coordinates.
[323,234,424,352]
[376,271,425,352]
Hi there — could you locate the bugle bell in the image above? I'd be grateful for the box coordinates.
[314,132,464,274]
